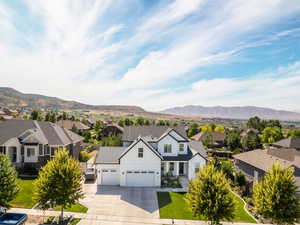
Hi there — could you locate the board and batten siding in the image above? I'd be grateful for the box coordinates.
[188,154,206,180]
[120,140,161,186]
[157,134,188,156]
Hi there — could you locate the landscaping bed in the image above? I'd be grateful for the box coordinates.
[157,192,256,223]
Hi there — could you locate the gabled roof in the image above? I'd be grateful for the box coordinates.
[0,120,83,146]
[95,146,127,164]
[189,140,208,159]
[119,136,163,160]
[156,128,188,143]
[272,138,300,149]
[191,131,226,142]
[122,126,187,141]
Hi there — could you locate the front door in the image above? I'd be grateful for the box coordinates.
[179,162,184,175]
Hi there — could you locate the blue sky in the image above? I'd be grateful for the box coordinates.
[1,0,300,112]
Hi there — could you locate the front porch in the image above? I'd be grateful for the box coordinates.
[161,161,188,177]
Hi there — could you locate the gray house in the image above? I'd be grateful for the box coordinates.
[0,120,83,169]
[233,147,300,188]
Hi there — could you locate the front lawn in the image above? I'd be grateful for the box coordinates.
[10,179,36,208]
[10,179,87,213]
[157,192,256,223]
[55,204,88,213]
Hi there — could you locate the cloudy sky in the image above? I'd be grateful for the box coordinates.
[1,0,300,112]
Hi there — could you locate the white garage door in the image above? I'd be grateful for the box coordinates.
[98,169,119,185]
[126,171,155,187]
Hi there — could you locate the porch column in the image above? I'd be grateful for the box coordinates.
[175,162,179,176]
[165,162,169,173]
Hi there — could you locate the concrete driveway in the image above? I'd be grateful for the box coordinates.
[81,182,159,219]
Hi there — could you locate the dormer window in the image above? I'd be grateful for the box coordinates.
[179,144,184,152]
[164,144,172,153]
[138,148,143,158]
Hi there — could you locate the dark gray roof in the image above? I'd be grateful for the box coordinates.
[189,140,208,159]
[122,126,187,141]
[273,138,300,149]
[95,146,127,164]
[163,148,194,161]
[0,120,83,146]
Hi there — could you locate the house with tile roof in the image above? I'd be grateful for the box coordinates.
[0,120,84,169]
[95,126,207,187]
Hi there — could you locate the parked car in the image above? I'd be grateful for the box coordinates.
[0,213,27,225]
[85,167,97,180]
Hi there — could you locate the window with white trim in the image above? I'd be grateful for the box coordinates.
[27,148,35,157]
[138,148,143,158]
[164,144,172,153]
[179,143,184,152]
[195,162,200,173]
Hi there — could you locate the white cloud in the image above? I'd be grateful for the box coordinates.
[0,0,300,112]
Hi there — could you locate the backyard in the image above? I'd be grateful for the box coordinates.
[157,192,256,223]
[10,179,87,213]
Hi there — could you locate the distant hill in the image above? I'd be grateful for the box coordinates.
[161,105,300,121]
[0,87,198,120]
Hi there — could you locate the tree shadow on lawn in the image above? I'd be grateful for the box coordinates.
[157,192,172,208]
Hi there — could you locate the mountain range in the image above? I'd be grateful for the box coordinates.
[161,105,300,121]
[0,87,197,120]
[1,87,300,121]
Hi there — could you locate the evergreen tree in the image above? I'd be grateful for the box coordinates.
[186,164,235,225]
[188,123,199,137]
[253,162,300,224]
[202,133,214,149]
[34,149,84,221]
[246,116,265,131]
[0,153,19,209]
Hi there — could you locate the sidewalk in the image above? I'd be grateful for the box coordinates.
[9,208,265,225]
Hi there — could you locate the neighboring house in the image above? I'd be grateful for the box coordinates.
[0,120,84,169]
[56,120,90,132]
[191,131,226,147]
[0,109,13,121]
[233,148,300,188]
[101,124,124,137]
[272,138,300,150]
[95,126,207,187]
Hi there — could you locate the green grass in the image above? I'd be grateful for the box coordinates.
[10,179,36,208]
[10,179,88,213]
[55,203,88,213]
[70,218,81,225]
[157,192,256,223]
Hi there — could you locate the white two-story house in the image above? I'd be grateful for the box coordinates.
[95,126,207,187]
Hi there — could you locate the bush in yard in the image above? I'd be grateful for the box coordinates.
[34,149,84,221]
[79,150,91,162]
[253,162,300,224]
[186,164,235,225]
[0,153,19,209]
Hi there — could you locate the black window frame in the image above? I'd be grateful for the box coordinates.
[138,148,143,158]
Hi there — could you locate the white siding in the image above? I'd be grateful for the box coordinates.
[157,134,188,156]
[169,130,186,141]
[96,164,120,185]
[120,140,161,186]
[188,154,206,180]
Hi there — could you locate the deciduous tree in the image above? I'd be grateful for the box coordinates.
[34,149,84,221]
[186,164,235,225]
[253,162,300,224]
